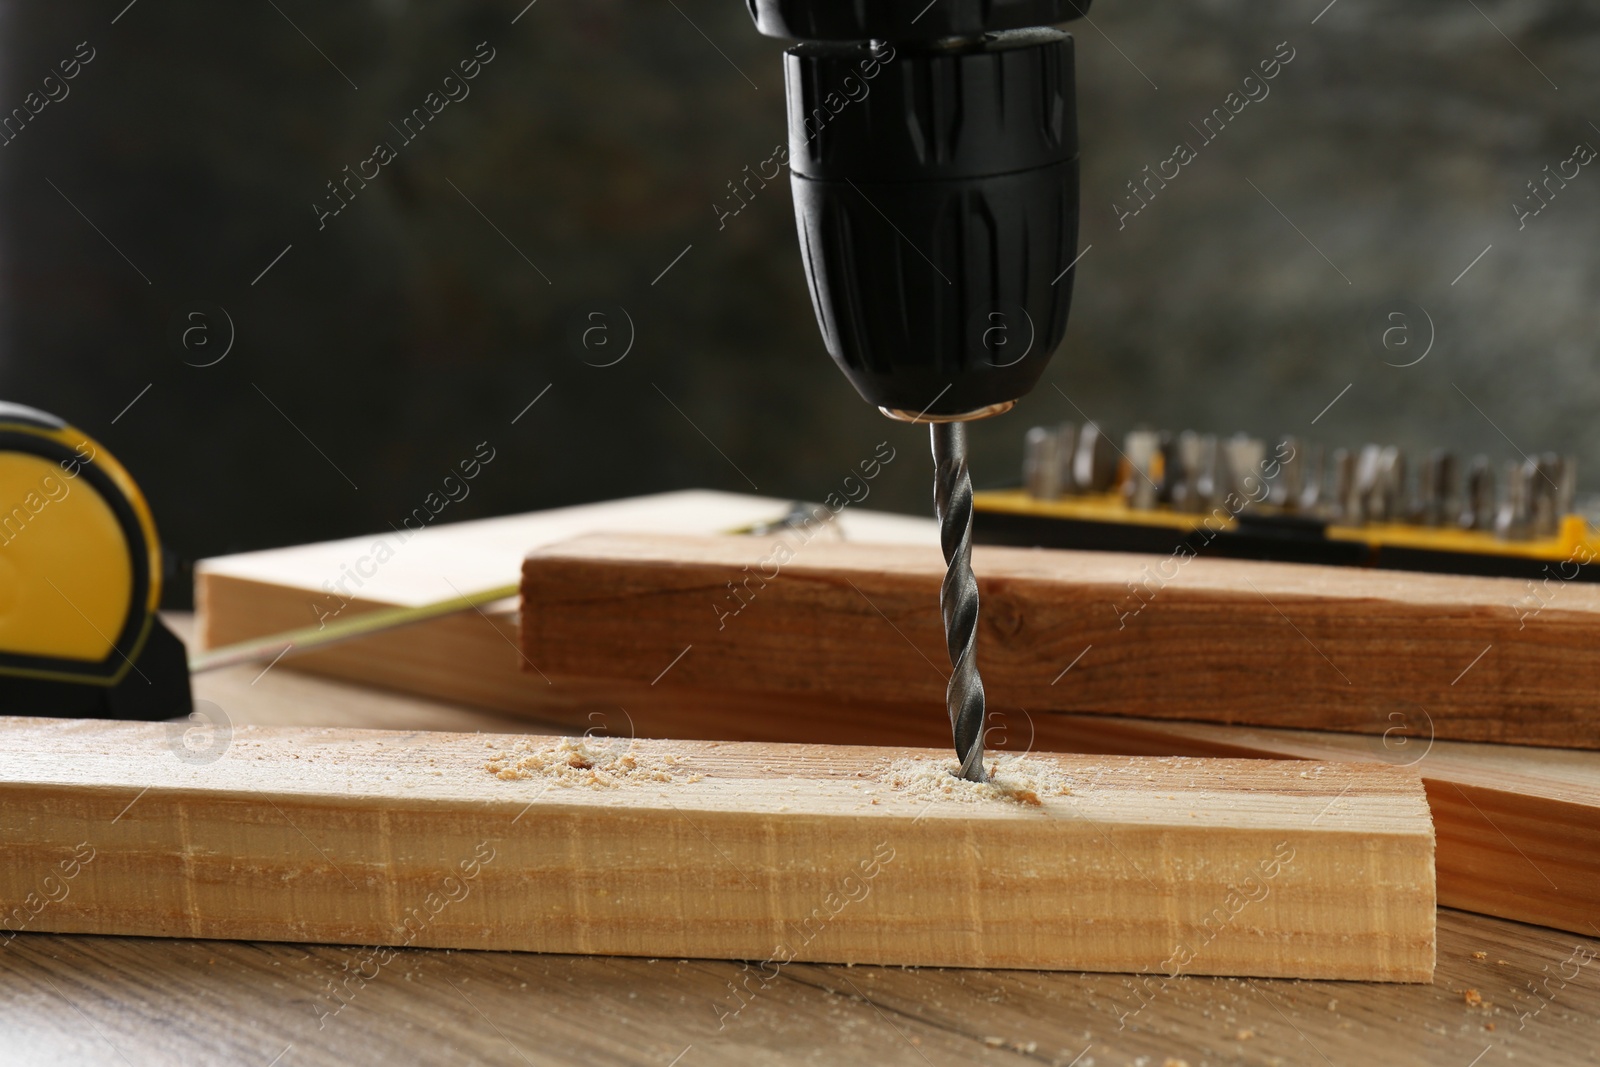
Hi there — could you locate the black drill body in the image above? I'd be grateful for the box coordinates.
[747,0,1088,778]
[749,0,1087,418]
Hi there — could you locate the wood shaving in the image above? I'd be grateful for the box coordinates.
[881,755,1072,806]
[483,737,698,788]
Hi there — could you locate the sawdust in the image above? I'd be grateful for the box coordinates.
[880,754,1073,806]
[483,737,698,788]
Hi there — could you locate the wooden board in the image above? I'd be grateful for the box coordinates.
[0,717,1435,980]
[1042,714,1600,938]
[10,652,1574,1067]
[521,532,1600,749]
[195,490,936,715]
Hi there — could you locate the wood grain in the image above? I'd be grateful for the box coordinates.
[520,532,1600,748]
[0,717,1435,980]
[6,645,1583,1067]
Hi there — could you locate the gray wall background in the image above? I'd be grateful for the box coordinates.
[1,1,1595,603]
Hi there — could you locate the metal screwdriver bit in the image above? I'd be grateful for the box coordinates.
[1334,447,1360,524]
[1558,454,1579,518]
[1221,435,1266,509]
[1532,454,1560,537]
[1074,423,1118,493]
[1372,446,1406,523]
[1155,431,1179,507]
[1174,430,1208,513]
[1193,433,1221,512]
[1123,429,1161,510]
[1418,450,1459,528]
[931,421,987,783]
[1298,442,1326,515]
[1496,459,1533,540]
[1269,436,1303,512]
[1023,426,1062,499]
[1054,422,1079,496]
[1353,444,1382,523]
[1410,454,1435,525]
[1438,451,1461,526]
[1461,455,1494,530]
[1072,423,1097,492]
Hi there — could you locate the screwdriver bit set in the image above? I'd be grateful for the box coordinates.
[973,423,1599,581]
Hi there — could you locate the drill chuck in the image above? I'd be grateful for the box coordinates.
[754,5,1087,418]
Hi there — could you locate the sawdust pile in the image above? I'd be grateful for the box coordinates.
[881,755,1073,806]
[483,737,698,788]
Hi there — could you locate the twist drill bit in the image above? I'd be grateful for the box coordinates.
[931,421,988,783]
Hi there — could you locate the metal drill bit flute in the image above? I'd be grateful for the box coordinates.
[931,421,988,783]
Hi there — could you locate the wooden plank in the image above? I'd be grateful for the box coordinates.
[195,490,936,715]
[1037,714,1600,938]
[5,668,1578,1067]
[520,532,1600,748]
[0,717,1435,980]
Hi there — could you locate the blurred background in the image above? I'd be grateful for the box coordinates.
[2,0,1596,605]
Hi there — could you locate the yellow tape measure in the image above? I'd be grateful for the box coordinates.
[0,402,190,719]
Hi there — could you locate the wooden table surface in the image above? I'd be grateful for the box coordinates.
[3,619,1597,1067]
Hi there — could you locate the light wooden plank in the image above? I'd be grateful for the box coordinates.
[520,532,1600,749]
[0,717,1435,980]
[1039,714,1600,937]
[194,490,936,714]
[196,489,935,610]
[5,668,1579,1067]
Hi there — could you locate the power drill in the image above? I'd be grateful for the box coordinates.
[746,0,1087,780]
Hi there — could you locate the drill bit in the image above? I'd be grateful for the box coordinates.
[931,421,988,783]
